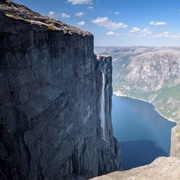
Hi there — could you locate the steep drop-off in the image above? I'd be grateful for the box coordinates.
[0,1,120,179]
[91,157,180,180]
[95,46,180,156]
[95,46,180,122]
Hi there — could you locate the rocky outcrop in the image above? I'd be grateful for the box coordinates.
[91,157,180,180]
[96,55,121,175]
[95,46,180,122]
[95,46,180,157]
[0,1,120,179]
[171,125,180,157]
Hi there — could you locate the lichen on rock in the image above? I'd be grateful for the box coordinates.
[0,1,120,179]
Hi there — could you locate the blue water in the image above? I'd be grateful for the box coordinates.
[112,95,176,170]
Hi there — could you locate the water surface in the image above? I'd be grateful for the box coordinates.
[112,95,176,170]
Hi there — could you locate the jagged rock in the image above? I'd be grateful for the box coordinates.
[0,0,11,3]
[95,46,180,156]
[0,1,120,179]
[95,46,180,122]
[91,157,180,180]
[171,125,180,157]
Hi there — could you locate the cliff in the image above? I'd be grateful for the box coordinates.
[91,157,180,180]
[95,46,180,156]
[0,1,120,179]
[95,46,180,122]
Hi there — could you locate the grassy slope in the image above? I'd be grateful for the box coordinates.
[115,82,180,122]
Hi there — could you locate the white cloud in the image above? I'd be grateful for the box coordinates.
[67,0,92,5]
[92,17,127,30]
[141,27,151,34]
[154,31,170,38]
[129,27,141,33]
[61,13,71,18]
[48,11,56,17]
[153,32,180,39]
[115,11,120,15]
[106,31,120,36]
[170,33,180,39]
[75,12,85,17]
[149,21,167,26]
[87,6,93,9]
[77,21,85,26]
[129,27,151,38]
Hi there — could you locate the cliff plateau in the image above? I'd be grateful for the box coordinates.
[0,1,120,179]
[91,157,180,180]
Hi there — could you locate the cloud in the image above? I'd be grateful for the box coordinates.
[77,21,85,26]
[129,27,141,33]
[149,21,167,26]
[87,6,93,9]
[61,13,71,18]
[75,12,85,17]
[154,31,170,38]
[153,32,180,39]
[115,11,120,15]
[48,11,59,18]
[92,17,127,30]
[67,0,92,5]
[170,33,180,39]
[141,27,151,34]
[48,11,56,17]
[129,27,151,37]
[106,31,120,36]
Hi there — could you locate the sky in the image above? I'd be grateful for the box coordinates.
[13,0,180,47]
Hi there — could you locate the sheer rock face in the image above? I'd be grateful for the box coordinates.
[171,125,180,157]
[91,157,180,180]
[95,46,180,156]
[0,0,11,3]
[0,1,120,180]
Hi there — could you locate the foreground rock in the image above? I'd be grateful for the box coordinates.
[91,157,180,180]
[0,1,120,179]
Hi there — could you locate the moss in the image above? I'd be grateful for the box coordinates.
[5,13,15,18]
[175,128,180,136]
[47,24,55,30]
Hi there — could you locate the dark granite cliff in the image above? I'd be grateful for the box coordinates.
[0,1,120,179]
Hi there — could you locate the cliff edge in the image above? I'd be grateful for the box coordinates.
[0,1,120,179]
[95,46,180,157]
[91,157,180,180]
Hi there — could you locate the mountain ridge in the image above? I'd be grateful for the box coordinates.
[0,1,120,179]
[95,46,180,157]
[95,46,180,122]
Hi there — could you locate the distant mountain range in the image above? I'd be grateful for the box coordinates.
[95,46,180,122]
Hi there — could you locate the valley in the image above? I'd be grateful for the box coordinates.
[95,46,180,122]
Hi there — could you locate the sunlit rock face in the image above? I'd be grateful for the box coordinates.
[171,125,180,157]
[91,157,180,180]
[0,1,120,179]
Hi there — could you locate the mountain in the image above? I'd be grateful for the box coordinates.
[95,46,180,157]
[95,46,180,122]
[0,1,120,179]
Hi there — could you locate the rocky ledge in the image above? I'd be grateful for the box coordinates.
[0,0,90,35]
[91,157,180,180]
